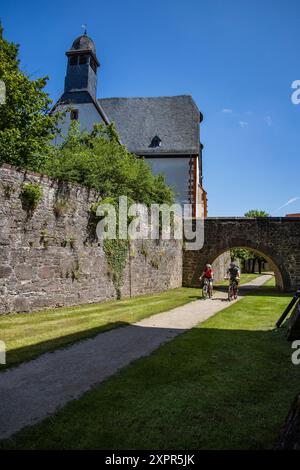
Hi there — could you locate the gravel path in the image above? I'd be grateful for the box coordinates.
[0,275,271,440]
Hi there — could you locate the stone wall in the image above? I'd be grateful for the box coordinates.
[212,251,231,281]
[0,165,182,314]
[183,217,300,291]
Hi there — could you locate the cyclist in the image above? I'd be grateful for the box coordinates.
[225,262,240,299]
[200,264,214,298]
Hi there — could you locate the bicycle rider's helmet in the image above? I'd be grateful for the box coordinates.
[206,264,212,268]
[230,262,236,267]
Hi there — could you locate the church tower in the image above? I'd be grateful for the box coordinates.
[52,32,108,144]
[64,32,100,99]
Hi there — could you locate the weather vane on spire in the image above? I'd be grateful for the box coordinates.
[81,24,87,35]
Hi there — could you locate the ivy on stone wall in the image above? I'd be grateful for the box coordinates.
[87,198,114,241]
[103,238,129,300]
[90,197,130,299]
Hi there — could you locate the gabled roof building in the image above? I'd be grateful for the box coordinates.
[53,34,207,217]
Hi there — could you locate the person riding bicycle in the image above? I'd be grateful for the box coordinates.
[200,264,214,299]
[226,262,240,283]
[225,262,240,300]
[200,264,214,286]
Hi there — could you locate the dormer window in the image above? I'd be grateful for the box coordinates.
[70,109,79,120]
[149,135,161,148]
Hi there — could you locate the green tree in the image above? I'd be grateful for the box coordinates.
[44,122,174,206]
[0,24,59,170]
[231,210,270,273]
[245,209,269,217]
[230,248,252,270]
[245,209,270,272]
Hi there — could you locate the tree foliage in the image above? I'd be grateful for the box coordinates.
[20,183,43,211]
[231,209,270,272]
[0,24,59,169]
[245,209,269,217]
[230,248,252,262]
[44,122,174,206]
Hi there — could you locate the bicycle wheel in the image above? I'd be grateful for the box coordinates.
[234,283,238,299]
[228,284,233,301]
[202,284,208,299]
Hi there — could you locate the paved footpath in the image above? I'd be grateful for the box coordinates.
[0,275,271,440]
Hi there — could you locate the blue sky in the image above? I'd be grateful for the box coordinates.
[2,0,300,216]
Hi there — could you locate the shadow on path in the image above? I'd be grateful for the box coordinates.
[0,324,296,450]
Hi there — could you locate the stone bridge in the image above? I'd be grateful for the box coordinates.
[183,217,300,291]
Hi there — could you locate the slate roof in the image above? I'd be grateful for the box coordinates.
[56,90,94,105]
[68,35,96,55]
[98,95,202,155]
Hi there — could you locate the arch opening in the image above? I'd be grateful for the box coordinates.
[209,246,287,291]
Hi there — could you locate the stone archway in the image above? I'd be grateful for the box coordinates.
[183,217,298,292]
[210,244,286,290]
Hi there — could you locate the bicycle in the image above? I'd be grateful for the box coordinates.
[202,277,213,299]
[228,278,239,301]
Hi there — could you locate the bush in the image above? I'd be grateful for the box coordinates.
[21,183,42,211]
[43,122,174,207]
[53,198,69,217]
